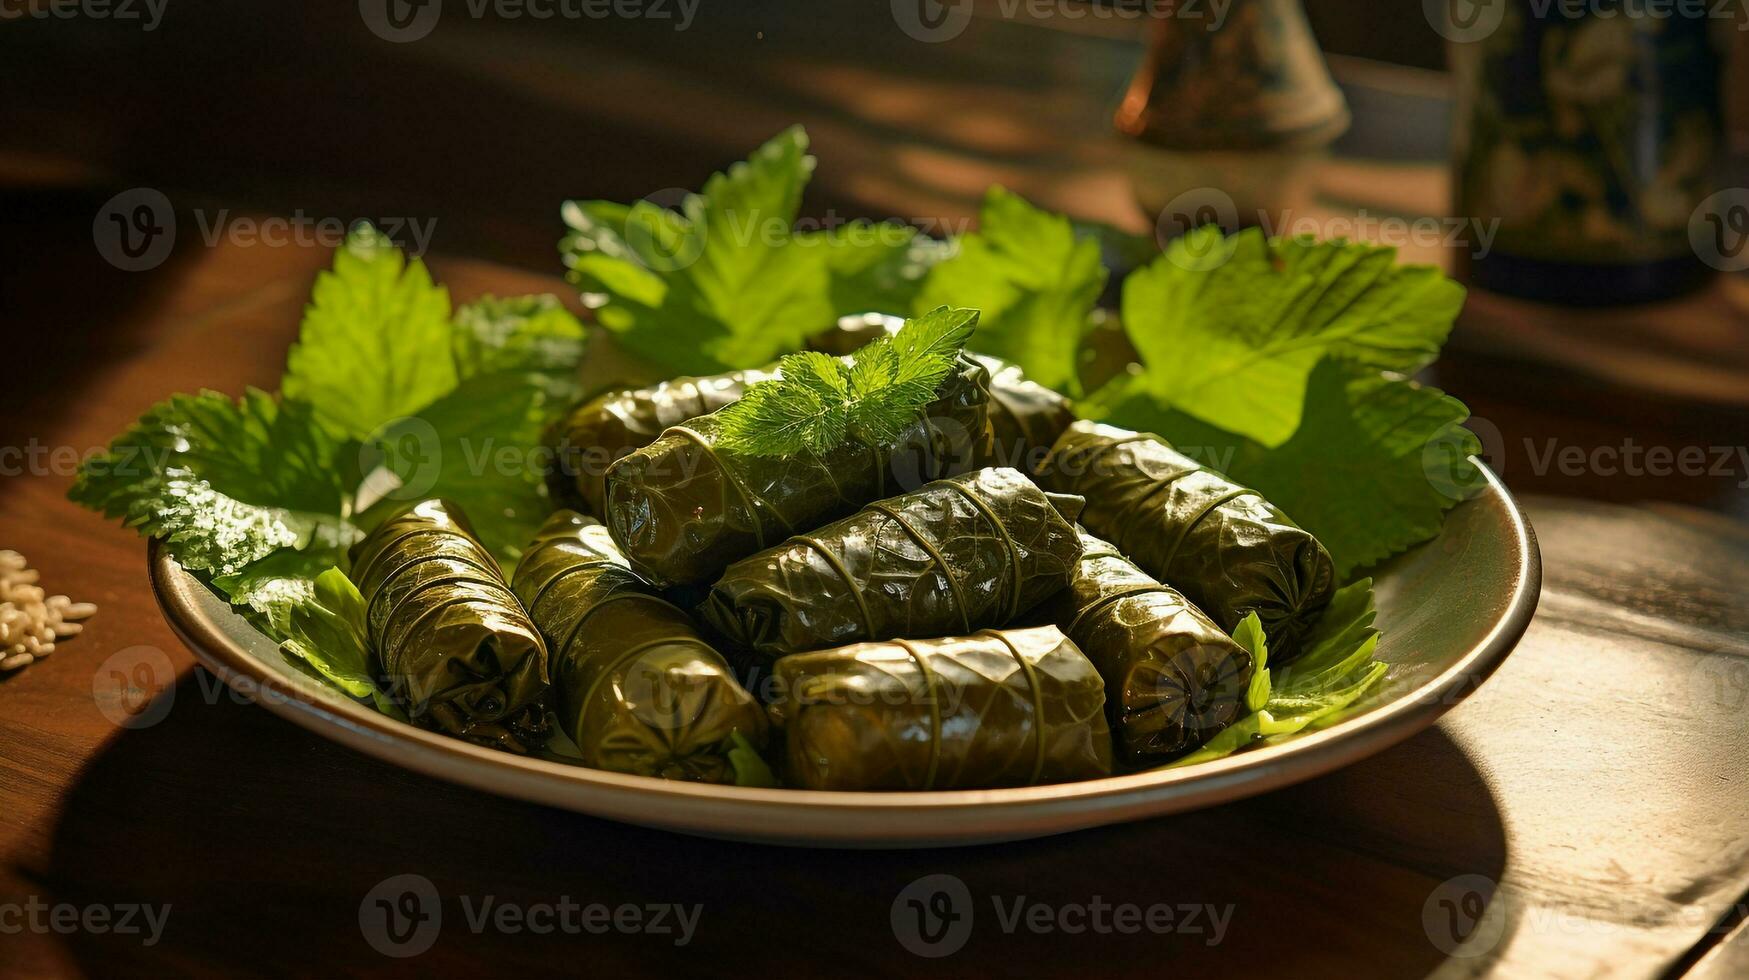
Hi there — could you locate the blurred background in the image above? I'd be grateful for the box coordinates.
[4,0,1749,514]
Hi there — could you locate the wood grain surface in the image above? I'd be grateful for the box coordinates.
[2,237,1747,978]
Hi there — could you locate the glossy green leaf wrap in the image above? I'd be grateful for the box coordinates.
[1039,421,1337,662]
[510,510,768,782]
[701,467,1085,661]
[809,313,1074,476]
[769,626,1113,790]
[975,353,1076,476]
[545,367,776,516]
[1032,530,1255,763]
[602,355,992,587]
[351,499,551,751]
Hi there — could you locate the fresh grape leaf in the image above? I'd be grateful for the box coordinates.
[559,126,835,374]
[282,225,456,440]
[452,293,587,380]
[1117,227,1464,447]
[798,220,946,318]
[70,389,355,580]
[362,369,558,567]
[915,186,1105,394]
[278,566,376,699]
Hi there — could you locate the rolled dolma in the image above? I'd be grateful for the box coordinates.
[769,626,1113,790]
[351,499,551,750]
[545,367,775,516]
[975,353,1076,476]
[1034,530,1254,762]
[809,313,1074,475]
[510,510,768,782]
[1039,421,1337,661]
[701,467,1085,661]
[602,355,992,587]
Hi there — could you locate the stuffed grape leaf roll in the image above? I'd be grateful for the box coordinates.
[602,355,992,587]
[545,367,775,516]
[1033,530,1254,762]
[810,313,1074,475]
[768,626,1112,790]
[510,510,768,782]
[1039,421,1337,662]
[976,353,1077,476]
[701,467,1085,661]
[351,499,551,751]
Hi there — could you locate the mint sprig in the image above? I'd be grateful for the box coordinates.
[714,306,977,457]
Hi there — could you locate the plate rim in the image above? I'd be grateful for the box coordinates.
[148,462,1541,845]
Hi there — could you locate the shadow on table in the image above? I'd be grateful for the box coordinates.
[39,670,1510,976]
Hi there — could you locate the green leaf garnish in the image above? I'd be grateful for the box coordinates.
[70,389,356,580]
[279,567,375,700]
[714,306,977,457]
[1114,227,1464,447]
[452,293,587,382]
[561,126,831,374]
[282,225,456,441]
[804,220,950,319]
[728,731,780,788]
[915,186,1105,394]
[1168,581,1389,767]
[362,369,562,569]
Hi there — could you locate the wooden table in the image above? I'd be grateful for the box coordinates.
[3,233,1748,978]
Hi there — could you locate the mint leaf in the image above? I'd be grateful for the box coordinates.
[915,187,1105,394]
[560,126,834,374]
[715,307,976,457]
[71,389,355,579]
[283,225,456,440]
[1115,228,1464,447]
[1094,357,1482,577]
[1168,581,1388,768]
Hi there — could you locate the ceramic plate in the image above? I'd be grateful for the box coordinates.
[149,462,1539,848]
